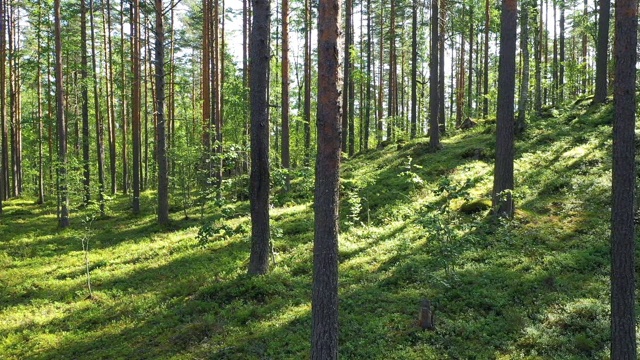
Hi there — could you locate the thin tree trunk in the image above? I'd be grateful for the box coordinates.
[54,0,69,228]
[132,0,142,214]
[438,0,447,132]
[429,0,440,151]
[364,0,371,149]
[90,0,106,215]
[303,0,312,165]
[558,2,565,103]
[0,0,5,206]
[81,0,91,205]
[410,0,418,138]
[155,0,169,225]
[36,3,44,204]
[516,0,530,135]
[483,0,490,118]
[282,0,290,189]
[593,0,609,103]
[118,1,126,195]
[342,0,351,151]
[103,0,117,196]
[534,0,542,113]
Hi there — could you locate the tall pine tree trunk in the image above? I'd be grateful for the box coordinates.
[132,0,142,214]
[593,0,609,103]
[611,0,638,355]
[155,0,169,225]
[429,0,440,150]
[492,0,517,218]
[312,0,341,356]
[248,0,271,275]
[54,0,69,228]
[516,1,530,134]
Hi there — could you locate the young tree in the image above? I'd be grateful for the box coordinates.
[492,0,517,218]
[54,0,69,228]
[155,0,170,225]
[248,0,271,276]
[593,0,609,104]
[312,0,341,356]
[611,0,638,355]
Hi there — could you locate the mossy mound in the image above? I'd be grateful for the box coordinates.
[458,198,492,214]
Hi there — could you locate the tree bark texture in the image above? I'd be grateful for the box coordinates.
[54,0,69,228]
[312,0,341,358]
[611,0,637,355]
[248,0,271,276]
[492,0,517,218]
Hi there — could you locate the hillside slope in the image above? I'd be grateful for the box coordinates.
[0,100,621,359]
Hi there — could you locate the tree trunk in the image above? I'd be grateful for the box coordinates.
[248,0,271,276]
[483,0,490,118]
[312,0,341,356]
[303,0,312,165]
[282,0,290,190]
[429,0,440,151]
[90,0,106,215]
[558,2,565,104]
[516,1,530,135]
[36,3,45,204]
[54,0,69,228]
[492,0,517,218]
[410,0,418,138]
[593,0,609,103]
[155,0,169,225]
[611,0,638,355]
[438,0,447,133]
[132,0,142,214]
[118,0,126,195]
[342,0,351,151]
[103,0,117,196]
[364,0,372,149]
[0,0,5,207]
[81,0,91,205]
[534,0,542,113]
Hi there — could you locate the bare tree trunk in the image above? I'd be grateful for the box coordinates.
[90,0,106,215]
[103,0,117,196]
[364,0,372,149]
[516,0,530,135]
[36,3,45,204]
[282,0,290,189]
[492,0,517,218]
[132,0,142,214]
[611,0,638,355]
[0,0,5,207]
[81,0,91,205]
[429,0,440,151]
[118,0,126,195]
[303,0,312,165]
[248,0,271,275]
[593,0,609,104]
[54,0,69,228]
[312,0,341,356]
[410,0,418,138]
[155,0,169,225]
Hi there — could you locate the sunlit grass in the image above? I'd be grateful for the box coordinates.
[0,100,622,358]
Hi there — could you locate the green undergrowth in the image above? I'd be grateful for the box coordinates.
[0,100,632,359]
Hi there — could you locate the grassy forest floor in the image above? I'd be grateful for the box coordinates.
[0,98,632,359]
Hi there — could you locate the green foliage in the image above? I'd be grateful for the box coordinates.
[0,101,618,359]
